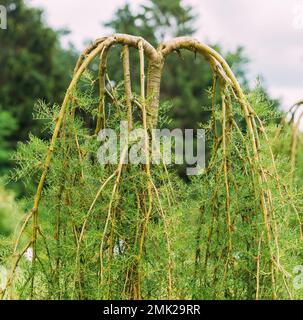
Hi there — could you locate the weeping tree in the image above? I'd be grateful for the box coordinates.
[1,34,302,300]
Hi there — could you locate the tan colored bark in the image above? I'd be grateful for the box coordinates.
[122,45,133,131]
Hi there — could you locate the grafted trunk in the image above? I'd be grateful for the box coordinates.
[146,55,164,129]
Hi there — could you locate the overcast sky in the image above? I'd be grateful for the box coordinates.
[26,0,303,110]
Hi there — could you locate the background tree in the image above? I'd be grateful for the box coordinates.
[0,0,77,181]
[0,111,17,176]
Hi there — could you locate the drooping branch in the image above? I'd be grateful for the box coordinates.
[290,108,303,182]
[122,45,133,131]
[95,46,109,133]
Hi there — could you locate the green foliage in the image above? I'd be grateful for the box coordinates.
[4,78,302,300]
[0,0,77,176]
[7,89,188,299]
[270,102,303,189]
[0,182,24,274]
[0,110,17,175]
[0,183,23,237]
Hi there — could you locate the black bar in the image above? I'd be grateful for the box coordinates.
[0,300,301,319]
